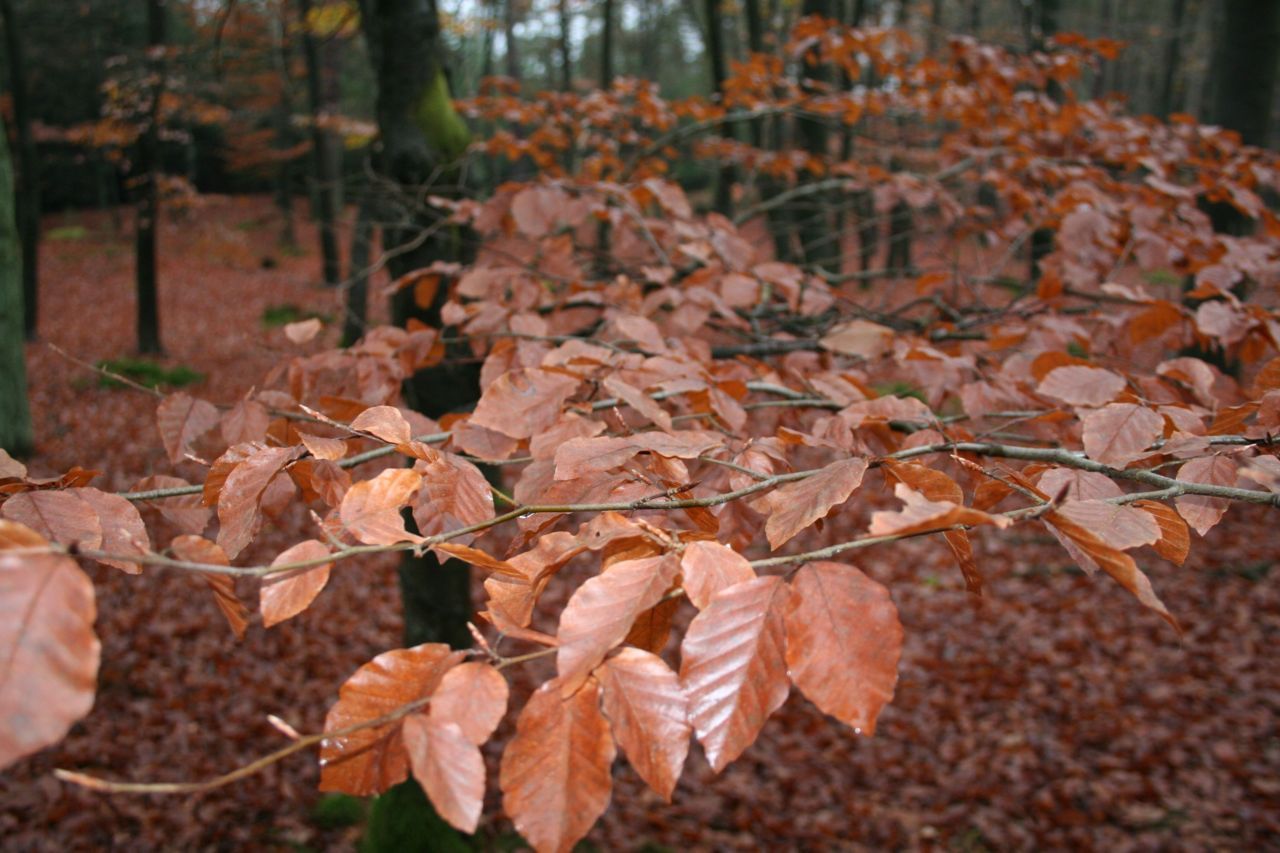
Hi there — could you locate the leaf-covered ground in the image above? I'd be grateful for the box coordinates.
[4,199,1278,850]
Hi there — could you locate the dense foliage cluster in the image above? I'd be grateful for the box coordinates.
[2,17,1279,852]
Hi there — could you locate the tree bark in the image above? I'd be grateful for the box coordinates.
[0,116,32,456]
[557,0,572,90]
[503,0,520,80]
[299,0,342,286]
[342,193,373,347]
[601,0,615,88]
[1211,0,1280,147]
[796,0,840,272]
[1158,0,1188,119]
[136,0,166,355]
[704,0,732,215]
[0,0,39,340]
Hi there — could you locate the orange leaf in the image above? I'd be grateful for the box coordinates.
[319,643,464,796]
[556,555,679,689]
[680,575,790,772]
[0,552,99,770]
[1036,365,1126,407]
[351,405,412,445]
[1081,403,1164,467]
[1173,456,1238,536]
[469,369,581,440]
[171,535,249,639]
[785,562,902,734]
[156,392,220,464]
[427,661,509,746]
[499,677,615,853]
[260,540,332,627]
[597,648,690,801]
[131,475,210,534]
[404,715,485,834]
[1133,500,1190,565]
[679,540,755,609]
[762,457,868,549]
[868,483,1011,537]
[413,451,494,551]
[340,468,425,546]
[216,445,302,559]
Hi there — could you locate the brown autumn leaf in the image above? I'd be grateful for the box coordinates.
[556,555,680,689]
[171,535,249,639]
[1037,468,1124,501]
[868,483,1012,538]
[469,368,581,440]
[622,596,678,653]
[553,430,725,480]
[404,715,485,834]
[679,540,756,609]
[131,475,211,535]
[762,457,868,550]
[298,431,348,461]
[339,468,425,546]
[156,392,220,464]
[882,461,982,592]
[1133,499,1191,565]
[819,319,894,359]
[284,316,323,343]
[203,442,266,507]
[0,551,100,771]
[1081,403,1164,468]
[785,562,902,735]
[319,643,465,796]
[597,647,691,802]
[427,661,509,746]
[1053,500,1159,551]
[0,448,26,480]
[412,451,493,549]
[1173,456,1239,536]
[1042,511,1177,631]
[1036,365,1126,407]
[0,519,45,550]
[1,490,103,552]
[499,676,616,853]
[260,540,332,628]
[75,488,151,574]
[351,405,412,445]
[680,575,790,772]
[602,375,672,431]
[216,445,303,559]
[433,543,524,578]
[220,397,270,446]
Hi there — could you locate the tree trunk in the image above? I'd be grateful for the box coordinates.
[342,193,373,347]
[557,0,572,90]
[136,0,166,355]
[274,6,299,251]
[0,116,33,457]
[1158,0,1188,119]
[504,0,520,80]
[601,0,615,88]
[1211,0,1280,147]
[796,0,840,273]
[927,0,944,56]
[0,0,39,340]
[704,0,732,215]
[299,0,342,286]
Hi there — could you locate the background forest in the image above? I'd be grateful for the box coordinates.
[1,0,1279,850]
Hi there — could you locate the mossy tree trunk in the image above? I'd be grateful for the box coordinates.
[0,117,33,457]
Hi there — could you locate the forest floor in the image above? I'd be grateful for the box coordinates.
[3,197,1278,850]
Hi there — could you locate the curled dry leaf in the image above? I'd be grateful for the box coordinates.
[597,647,691,801]
[1133,499,1191,565]
[785,562,902,735]
[298,431,348,461]
[499,676,615,853]
[761,457,868,550]
[882,461,982,593]
[427,661,509,746]
[679,540,756,609]
[602,375,673,431]
[1081,403,1164,468]
[350,405,412,446]
[554,430,724,480]
[216,446,303,559]
[156,392,220,465]
[680,575,790,772]
[404,715,486,834]
[260,540,332,628]
[1042,512,1177,631]
[0,550,100,771]
[319,643,464,796]
[171,535,250,640]
[412,451,494,550]
[339,468,425,546]
[868,483,1012,538]
[556,555,680,689]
